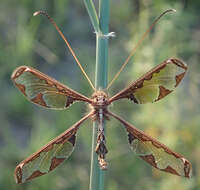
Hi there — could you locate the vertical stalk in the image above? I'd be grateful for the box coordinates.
[83,0,100,32]
[89,0,109,190]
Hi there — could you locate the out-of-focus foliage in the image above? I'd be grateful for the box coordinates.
[0,0,199,189]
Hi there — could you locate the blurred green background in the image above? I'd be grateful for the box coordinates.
[0,0,200,189]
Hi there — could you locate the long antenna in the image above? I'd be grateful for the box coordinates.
[106,9,176,90]
[33,11,95,91]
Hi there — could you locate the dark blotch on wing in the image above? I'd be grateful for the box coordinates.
[68,134,76,146]
[65,96,74,107]
[129,94,138,104]
[128,133,135,144]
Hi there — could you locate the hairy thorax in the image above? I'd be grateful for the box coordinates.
[90,90,110,121]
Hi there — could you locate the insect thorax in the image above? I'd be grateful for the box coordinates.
[90,90,109,120]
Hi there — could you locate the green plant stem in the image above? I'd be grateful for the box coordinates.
[89,0,109,190]
[83,0,100,32]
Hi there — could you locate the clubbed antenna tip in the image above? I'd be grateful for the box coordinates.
[33,11,41,16]
[170,9,176,13]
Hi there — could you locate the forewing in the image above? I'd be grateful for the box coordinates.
[11,66,92,109]
[108,111,192,178]
[109,58,187,104]
[14,112,93,184]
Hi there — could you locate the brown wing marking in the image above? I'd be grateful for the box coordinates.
[14,111,94,184]
[11,66,92,109]
[109,58,187,104]
[107,111,192,178]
